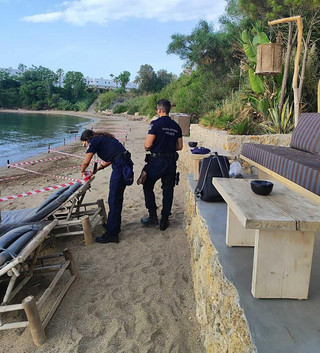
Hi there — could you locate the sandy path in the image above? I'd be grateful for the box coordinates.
[0,112,204,353]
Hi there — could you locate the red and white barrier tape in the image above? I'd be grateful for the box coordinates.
[10,165,42,175]
[0,175,22,182]
[50,144,79,151]
[0,182,78,202]
[9,156,67,167]
[48,149,85,159]
[9,164,82,183]
[113,131,129,135]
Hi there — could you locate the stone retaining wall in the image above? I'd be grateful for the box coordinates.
[185,188,255,353]
[190,125,291,157]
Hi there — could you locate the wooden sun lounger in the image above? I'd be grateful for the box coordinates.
[0,220,79,346]
[48,176,107,245]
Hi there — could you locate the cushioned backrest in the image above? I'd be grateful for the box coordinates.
[290,113,320,154]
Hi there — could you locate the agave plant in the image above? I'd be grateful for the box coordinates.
[260,98,294,134]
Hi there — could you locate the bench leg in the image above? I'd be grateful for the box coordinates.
[226,207,255,247]
[252,229,315,299]
[193,160,200,181]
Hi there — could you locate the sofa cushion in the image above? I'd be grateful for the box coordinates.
[290,113,320,154]
[241,143,320,196]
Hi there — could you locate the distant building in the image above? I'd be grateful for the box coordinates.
[85,76,138,90]
[0,67,22,76]
[0,67,138,90]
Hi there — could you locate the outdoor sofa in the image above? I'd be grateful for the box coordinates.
[241,113,320,203]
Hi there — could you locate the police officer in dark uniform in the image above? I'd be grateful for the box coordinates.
[80,129,130,243]
[141,99,183,231]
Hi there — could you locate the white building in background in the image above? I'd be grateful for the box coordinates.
[0,67,22,75]
[85,77,138,90]
[0,67,138,90]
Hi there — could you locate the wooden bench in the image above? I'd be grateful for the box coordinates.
[212,178,320,300]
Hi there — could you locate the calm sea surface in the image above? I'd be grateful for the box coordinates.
[0,112,91,167]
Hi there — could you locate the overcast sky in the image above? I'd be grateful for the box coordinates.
[0,0,227,80]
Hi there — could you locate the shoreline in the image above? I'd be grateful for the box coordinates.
[0,110,131,210]
[0,109,100,171]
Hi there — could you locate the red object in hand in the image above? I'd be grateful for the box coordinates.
[83,171,92,182]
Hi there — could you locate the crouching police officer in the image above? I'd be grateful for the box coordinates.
[80,129,131,244]
[141,99,183,231]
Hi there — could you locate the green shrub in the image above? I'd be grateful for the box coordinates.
[113,103,129,114]
[74,100,88,111]
[199,111,215,127]
[57,98,73,111]
[212,114,235,129]
[127,104,139,115]
[99,90,119,110]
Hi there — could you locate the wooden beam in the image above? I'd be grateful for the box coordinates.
[318,79,320,113]
[268,16,302,126]
[42,276,76,329]
[240,154,320,204]
[0,321,29,330]
[97,199,107,223]
[0,303,24,313]
[37,261,70,310]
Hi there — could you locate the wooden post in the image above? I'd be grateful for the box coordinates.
[318,79,320,113]
[22,296,46,346]
[268,16,302,126]
[63,249,79,277]
[97,199,107,223]
[81,215,93,245]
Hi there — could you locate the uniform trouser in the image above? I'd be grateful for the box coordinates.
[143,157,176,218]
[106,159,126,236]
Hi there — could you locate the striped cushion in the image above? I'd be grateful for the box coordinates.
[241,143,320,196]
[290,113,320,154]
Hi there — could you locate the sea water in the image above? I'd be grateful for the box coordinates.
[0,112,91,167]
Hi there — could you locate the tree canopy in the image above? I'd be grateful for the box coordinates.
[117,71,131,89]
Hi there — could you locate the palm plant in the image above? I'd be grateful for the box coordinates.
[260,98,294,134]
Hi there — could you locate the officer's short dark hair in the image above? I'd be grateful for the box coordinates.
[157,99,171,114]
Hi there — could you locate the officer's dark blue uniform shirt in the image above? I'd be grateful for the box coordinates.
[86,135,125,162]
[148,116,182,153]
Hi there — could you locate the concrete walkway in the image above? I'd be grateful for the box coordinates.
[189,176,320,353]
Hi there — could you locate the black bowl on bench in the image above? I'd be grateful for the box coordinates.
[188,141,198,148]
[250,180,273,196]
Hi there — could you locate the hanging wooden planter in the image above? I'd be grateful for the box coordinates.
[255,43,283,75]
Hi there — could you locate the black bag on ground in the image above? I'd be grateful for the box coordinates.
[195,152,230,202]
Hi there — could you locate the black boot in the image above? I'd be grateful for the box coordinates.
[102,223,121,233]
[160,216,169,231]
[95,232,119,244]
[141,209,158,226]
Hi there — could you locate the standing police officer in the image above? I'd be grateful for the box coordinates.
[80,129,131,244]
[141,99,183,231]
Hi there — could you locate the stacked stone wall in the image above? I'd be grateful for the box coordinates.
[184,189,255,352]
[190,125,291,156]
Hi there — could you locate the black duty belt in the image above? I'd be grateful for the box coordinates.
[151,152,175,158]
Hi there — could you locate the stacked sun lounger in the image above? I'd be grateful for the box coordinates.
[0,179,106,345]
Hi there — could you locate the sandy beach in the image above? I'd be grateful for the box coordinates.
[0,111,205,353]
